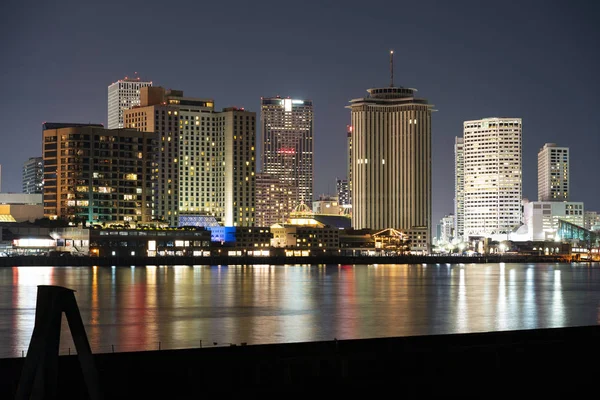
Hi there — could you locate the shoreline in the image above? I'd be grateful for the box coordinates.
[0,253,581,267]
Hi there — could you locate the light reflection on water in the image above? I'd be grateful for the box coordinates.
[0,263,599,358]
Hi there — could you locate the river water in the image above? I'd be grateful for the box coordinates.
[1,263,600,358]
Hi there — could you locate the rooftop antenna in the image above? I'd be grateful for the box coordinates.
[390,50,394,87]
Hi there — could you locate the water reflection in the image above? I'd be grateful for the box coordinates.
[0,263,600,358]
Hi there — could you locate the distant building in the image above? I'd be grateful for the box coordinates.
[347,60,433,252]
[454,137,464,240]
[438,214,455,245]
[584,211,600,231]
[312,195,340,215]
[260,97,314,211]
[255,173,294,227]
[107,75,152,129]
[538,143,569,202]
[23,157,43,194]
[463,118,522,239]
[336,179,350,207]
[42,123,156,225]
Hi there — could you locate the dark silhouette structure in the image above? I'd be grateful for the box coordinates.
[15,285,101,400]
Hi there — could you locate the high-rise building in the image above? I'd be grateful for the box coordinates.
[538,143,569,202]
[347,56,433,252]
[454,137,464,240]
[22,157,43,194]
[336,178,350,207]
[107,75,152,129]
[42,123,156,224]
[255,173,294,227]
[125,87,256,227]
[463,118,522,238]
[346,124,353,205]
[260,97,314,215]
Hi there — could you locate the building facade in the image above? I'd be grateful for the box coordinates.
[312,195,340,215]
[42,123,156,224]
[454,137,464,240]
[125,87,256,227]
[23,157,43,194]
[584,211,600,231]
[538,143,569,202]
[255,173,294,227]
[463,118,522,238]
[347,85,433,249]
[523,201,584,241]
[336,178,350,207]
[107,75,152,129]
[260,97,314,214]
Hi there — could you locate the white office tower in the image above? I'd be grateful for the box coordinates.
[454,137,464,240]
[260,97,314,214]
[107,75,152,129]
[538,143,569,202]
[463,118,522,239]
[348,54,433,252]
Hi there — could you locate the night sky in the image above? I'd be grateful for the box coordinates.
[1,0,599,227]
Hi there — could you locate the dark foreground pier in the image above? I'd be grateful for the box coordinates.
[2,325,600,398]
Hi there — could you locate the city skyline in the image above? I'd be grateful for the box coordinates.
[2,0,599,227]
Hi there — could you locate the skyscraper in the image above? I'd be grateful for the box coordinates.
[454,137,464,240]
[347,53,433,252]
[346,124,353,206]
[260,97,314,218]
[463,117,522,238]
[538,143,569,202]
[255,173,294,227]
[107,75,152,129]
[42,123,156,224]
[22,157,43,194]
[125,87,256,227]
[336,178,350,207]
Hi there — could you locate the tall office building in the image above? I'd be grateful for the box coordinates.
[346,124,353,205]
[22,157,43,194]
[260,97,314,219]
[42,123,156,224]
[336,178,350,207]
[125,87,256,227]
[454,137,464,240]
[107,75,152,129]
[538,143,569,202]
[347,57,433,252]
[463,118,522,238]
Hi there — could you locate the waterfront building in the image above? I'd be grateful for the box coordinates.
[538,143,569,202]
[260,96,314,215]
[22,157,43,194]
[523,200,584,241]
[42,123,156,224]
[454,137,464,240]
[125,87,256,227]
[107,75,152,129]
[255,172,294,227]
[463,118,522,239]
[347,53,433,253]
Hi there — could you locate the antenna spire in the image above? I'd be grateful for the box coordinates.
[390,50,394,87]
